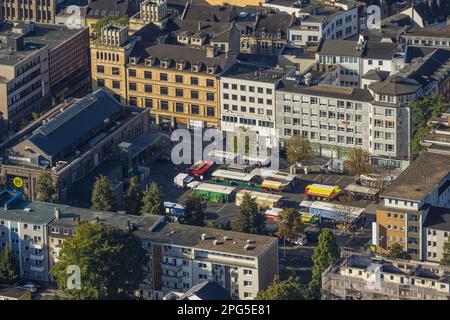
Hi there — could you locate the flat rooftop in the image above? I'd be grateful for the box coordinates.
[381,151,450,201]
[221,64,289,83]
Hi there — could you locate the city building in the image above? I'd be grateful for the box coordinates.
[0,191,279,300]
[163,280,232,300]
[400,2,450,28]
[400,27,450,48]
[322,253,450,300]
[374,151,450,260]
[0,0,58,23]
[220,64,293,146]
[287,2,360,47]
[91,15,239,129]
[0,21,90,132]
[0,89,151,203]
[423,207,450,262]
[239,11,297,55]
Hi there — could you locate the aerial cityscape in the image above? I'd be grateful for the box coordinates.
[0,0,450,305]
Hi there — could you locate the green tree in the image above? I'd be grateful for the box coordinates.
[51,221,147,300]
[347,147,373,177]
[308,229,340,299]
[206,220,231,230]
[140,182,164,215]
[388,242,411,260]
[91,175,116,212]
[183,192,206,226]
[410,94,448,151]
[124,176,142,215]
[441,238,450,266]
[285,135,312,165]
[256,276,306,300]
[35,171,57,203]
[233,192,265,235]
[277,208,305,242]
[0,245,20,284]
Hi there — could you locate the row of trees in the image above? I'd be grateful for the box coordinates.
[285,135,373,176]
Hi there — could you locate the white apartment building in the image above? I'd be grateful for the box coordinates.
[220,65,292,147]
[323,254,450,300]
[138,221,279,300]
[289,6,360,47]
[316,38,401,87]
[276,72,415,169]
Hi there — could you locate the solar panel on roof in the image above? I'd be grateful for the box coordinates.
[35,95,98,137]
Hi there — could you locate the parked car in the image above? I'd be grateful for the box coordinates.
[291,234,308,246]
[19,282,38,293]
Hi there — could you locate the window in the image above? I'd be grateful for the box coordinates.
[128,69,136,77]
[206,79,214,87]
[190,77,199,85]
[191,91,199,99]
[144,71,152,79]
[206,93,215,101]
[129,83,137,91]
[129,97,137,106]
[175,75,183,83]
[223,83,229,89]
[243,269,253,275]
[160,73,168,81]
[112,81,120,89]
[243,281,253,287]
[160,86,168,95]
[97,65,104,73]
[191,105,200,115]
[176,103,184,113]
[112,67,120,75]
[207,107,215,117]
[144,84,152,93]
[175,88,183,97]
[160,101,169,110]
[145,99,153,108]
[97,79,105,87]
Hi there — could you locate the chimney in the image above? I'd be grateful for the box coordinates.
[206,46,216,58]
[54,207,61,220]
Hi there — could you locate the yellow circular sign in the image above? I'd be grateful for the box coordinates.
[13,177,23,188]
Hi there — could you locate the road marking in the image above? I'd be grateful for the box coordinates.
[215,204,227,214]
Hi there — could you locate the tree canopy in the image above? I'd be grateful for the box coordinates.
[91,175,116,212]
[141,182,164,215]
[256,276,307,300]
[277,208,305,242]
[0,245,20,284]
[232,192,265,235]
[285,135,312,165]
[35,171,57,203]
[410,94,448,151]
[347,147,373,177]
[388,242,411,260]
[183,192,206,226]
[308,229,340,299]
[51,222,147,300]
[124,176,142,215]
[441,238,450,266]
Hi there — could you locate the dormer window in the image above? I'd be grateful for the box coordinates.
[161,60,169,68]
[177,61,185,71]
[129,57,137,64]
[192,64,200,72]
[207,66,215,74]
[145,58,153,66]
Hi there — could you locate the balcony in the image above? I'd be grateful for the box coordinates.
[31,243,43,250]
[161,275,182,284]
[30,254,44,261]
[161,262,182,273]
[163,251,192,259]
[30,265,45,272]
